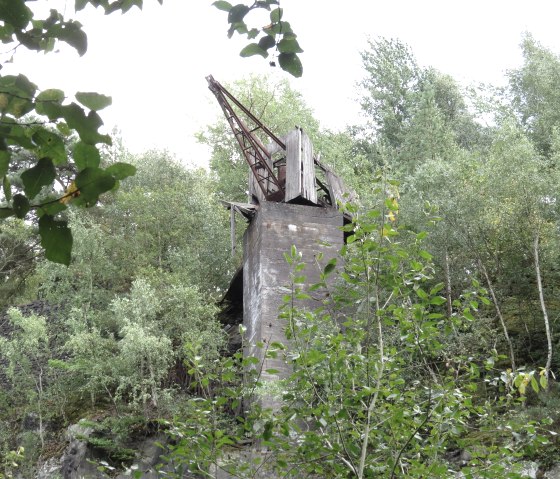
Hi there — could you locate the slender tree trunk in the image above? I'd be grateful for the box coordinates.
[36,367,45,449]
[358,245,384,479]
[358,310,384,479]
[534,233,553,381]
[444,249,453,318]
[477,258,516,372]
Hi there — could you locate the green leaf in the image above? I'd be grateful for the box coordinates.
[14,73,37,97]
[32,128,67,165]
[258,35,276,50]
[270,7,283,23]
[539,374,548,390]
[278,53,302,77]
[75,167,116,206]
[12,194,29,218]
[228,4,249,23]
[264,20,293,35]
[73,142,100,170]
[429,283,445,295]
[105,162,136,180]
[3,175,11,201]
[0,149,9,177]
[39,215,73,265]
[324,260,336,276]
[54,20,87,56]
[212,0,232,11]
[531,376,539,393]
[247,28,259,39]
[36,88,65,119]
[263,421,273,441]
[61,103,111,145]
[277,37,303,54]
[240,43,267,58]
[21,158,56,200]
[255,0,273,10]
[430,296,447,306]
[37,202,66,217]
[416,288,428,300]
[0,75,36,117]
[3,123,34,149]
[0,0,32,29]
[75,0,89,11]
[76,91,112,111]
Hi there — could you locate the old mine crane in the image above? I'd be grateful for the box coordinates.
[206,75,351,208]
[209,75,351,410]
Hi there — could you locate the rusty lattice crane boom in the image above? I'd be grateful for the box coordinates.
[206,75,353,207]
[206,75,285,202]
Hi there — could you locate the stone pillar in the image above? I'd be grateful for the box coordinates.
[242,201,344,409]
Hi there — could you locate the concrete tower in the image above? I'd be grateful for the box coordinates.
[208,76,351,409]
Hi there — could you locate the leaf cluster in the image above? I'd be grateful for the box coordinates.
[213,0,303,77]
[0,1,157,264]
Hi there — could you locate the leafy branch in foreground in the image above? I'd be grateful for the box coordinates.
[0,1,155,264]
[0,0,300,265]
[213,0,304,77]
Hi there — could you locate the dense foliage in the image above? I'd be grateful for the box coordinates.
[2,29,560,479]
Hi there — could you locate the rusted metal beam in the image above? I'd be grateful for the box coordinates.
[206,75,284,201]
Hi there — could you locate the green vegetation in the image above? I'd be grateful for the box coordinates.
[1,12,560,479]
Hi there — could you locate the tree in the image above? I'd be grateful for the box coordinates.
[21,150,230,410]
[0,308,51,449]
[0,0,301,265]
[0,218,36,308]
[358,38,485,181]
[508,33,560,157]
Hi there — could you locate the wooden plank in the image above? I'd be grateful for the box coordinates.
[220,201,257,220]
[285,128,317,204]
[326,170,356,206]
[300,129,317,204]
[249,169,266,203]
[284,128,301,202]
[266,137,286,155]
[230,205,236,255]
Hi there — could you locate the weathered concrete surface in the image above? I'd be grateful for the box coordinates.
[243,201,344,409]
[545,464,560,479]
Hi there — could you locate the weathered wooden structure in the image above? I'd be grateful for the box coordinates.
[208,76,352,409]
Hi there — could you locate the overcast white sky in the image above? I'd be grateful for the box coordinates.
[4,0,560,165]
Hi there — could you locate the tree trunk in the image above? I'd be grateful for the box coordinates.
[444,249,453,318]
[477,258,516,372]
[534,233,553,382]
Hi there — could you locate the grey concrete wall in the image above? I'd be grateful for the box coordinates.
[242,202,344,409]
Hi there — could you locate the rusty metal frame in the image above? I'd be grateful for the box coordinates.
[206,75,285,201]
